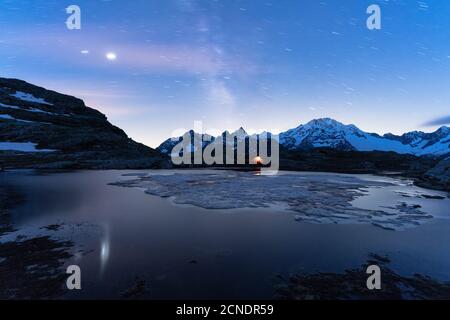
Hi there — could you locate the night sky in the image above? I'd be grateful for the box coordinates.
[1,0,449,147]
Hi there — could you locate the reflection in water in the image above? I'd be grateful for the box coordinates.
[100,225,110,277]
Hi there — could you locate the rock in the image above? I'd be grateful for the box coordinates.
[0,235,73,299]
[422,159,450,192]
[42,224,62,231]
[120,278,147,299]
[275,254,450,300]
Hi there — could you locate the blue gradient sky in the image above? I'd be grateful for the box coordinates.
[1,0,449,147]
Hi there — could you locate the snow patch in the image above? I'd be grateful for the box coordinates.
[10,91,53,105]
[0,114,15,121]
[280,118,449,157]
[0,142,56,152]
[0,102,56,115]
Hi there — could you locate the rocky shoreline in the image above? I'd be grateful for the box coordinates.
[279,148,449,192]
[276,254,450,300]
[0,185,74,299]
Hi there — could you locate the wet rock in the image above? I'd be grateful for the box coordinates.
[42,224,62,231]
[0,236,73,299]
[417,158,450,192]
[275,254,450,300]
[0,184,74,299]
[121,277,147,299]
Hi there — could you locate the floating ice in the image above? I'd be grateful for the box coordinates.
[112,171,440,230]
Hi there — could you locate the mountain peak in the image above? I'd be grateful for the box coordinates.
[305,118,362,131]
[307,118,342,125]
[437,126,450,134]
[279,118,449,157]
[231,127,248,136]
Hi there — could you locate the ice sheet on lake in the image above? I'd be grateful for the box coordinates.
[112,171,438,230]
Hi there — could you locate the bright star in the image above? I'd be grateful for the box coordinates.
[106,52,117,61]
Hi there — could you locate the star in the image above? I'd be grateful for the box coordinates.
[106,52,117,61]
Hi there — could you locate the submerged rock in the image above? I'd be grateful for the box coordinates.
[0,236,73,299]
[120,277,147,299]
[275,254,450,300]
[0,184,74,299]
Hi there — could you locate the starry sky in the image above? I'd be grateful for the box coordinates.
[1,0,449,147]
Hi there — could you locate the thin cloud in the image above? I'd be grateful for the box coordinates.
[207,79,235,107]
[1,28,258,77]
[423,115,450,126]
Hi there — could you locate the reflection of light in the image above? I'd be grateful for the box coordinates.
[81,50,89,54]
[100,239,110,276]
[101,241,109,260]
[100,240,110,266]
[99,226,110,277]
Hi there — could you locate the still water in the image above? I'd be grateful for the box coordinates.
[1,170,450,299]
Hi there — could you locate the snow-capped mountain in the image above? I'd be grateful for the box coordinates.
[158,130,216,155]
[157,127,273,155]
[158,118,449,158]
[280,118,449,157]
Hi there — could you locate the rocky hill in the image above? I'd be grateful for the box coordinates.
[0,78,168,169]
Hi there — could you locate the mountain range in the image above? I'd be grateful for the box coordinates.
[158,118,450,158]
[0,77,448,191]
